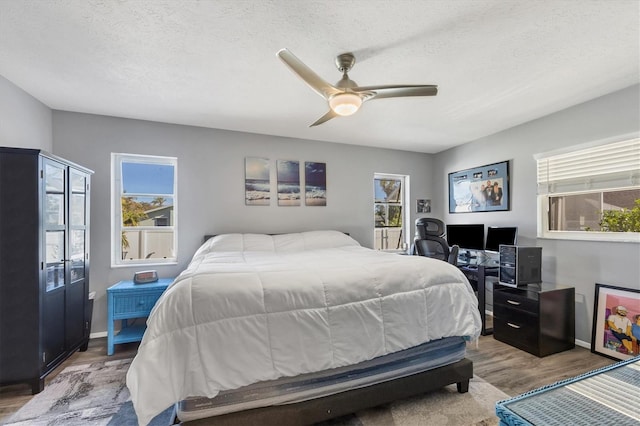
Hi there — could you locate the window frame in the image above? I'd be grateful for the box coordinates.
[536,135,640,243]
[373,173,410,252]
[111,153,178,267]
[537,189,640,243]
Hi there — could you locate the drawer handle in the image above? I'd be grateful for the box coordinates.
[138,301,145,305]
[507,322,521,329]
[507,300,521,306]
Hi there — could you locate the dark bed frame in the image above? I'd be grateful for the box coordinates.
[172,235,473,425]
[175,358,472,425]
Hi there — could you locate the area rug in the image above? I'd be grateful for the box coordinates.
[1,358,172,426]
[317,376,508,426]
[2,358,508,426]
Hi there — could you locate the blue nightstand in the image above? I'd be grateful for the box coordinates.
[107,278,173,355]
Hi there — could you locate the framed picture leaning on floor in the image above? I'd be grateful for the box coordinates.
[591,283,640,360]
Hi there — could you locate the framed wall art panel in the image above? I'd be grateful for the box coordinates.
[245,157,270,206]
[448,160,510,213]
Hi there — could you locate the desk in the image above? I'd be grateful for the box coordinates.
[457,256,500,336]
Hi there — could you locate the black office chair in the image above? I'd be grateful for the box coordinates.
[412,218,459,266]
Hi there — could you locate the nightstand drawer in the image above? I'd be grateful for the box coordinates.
[494,308,538,352]
[112,291,164,317]
[494,289,538,313]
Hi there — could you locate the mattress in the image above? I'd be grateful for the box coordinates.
[177,336,466,422]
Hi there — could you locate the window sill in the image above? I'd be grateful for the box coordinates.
[538,231,640,244]
[111,261,178,269]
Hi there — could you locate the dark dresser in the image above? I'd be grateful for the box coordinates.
[493,283,575,357]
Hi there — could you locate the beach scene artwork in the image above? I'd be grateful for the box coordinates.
[277,160,301,206]
[245,157,270,205]
[305,162,327,206]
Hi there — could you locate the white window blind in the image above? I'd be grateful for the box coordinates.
[537,137,640,195]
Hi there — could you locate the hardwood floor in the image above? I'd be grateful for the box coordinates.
[0,336,616,422]
[466,336,614,396]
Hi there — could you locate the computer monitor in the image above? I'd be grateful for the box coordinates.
[446,224,485,254]
[485,226,518,253]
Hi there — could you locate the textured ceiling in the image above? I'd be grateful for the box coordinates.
[0,0,638,153]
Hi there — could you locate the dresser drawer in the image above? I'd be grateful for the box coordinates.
[112,290,164,318]
[494,308,539,353]
[494,289,538,313]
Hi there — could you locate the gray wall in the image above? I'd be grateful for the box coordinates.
[52,112,434,334]
[3,71,638,344]
[0,75,52,150]
[432,84,640,344]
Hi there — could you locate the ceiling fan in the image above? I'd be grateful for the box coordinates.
[277,48,438,127]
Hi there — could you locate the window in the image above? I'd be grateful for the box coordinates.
[112,153,177,266]
[374,174,409,251]
[536,137,640,242]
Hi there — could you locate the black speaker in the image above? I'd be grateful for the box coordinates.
[499,245,542,287]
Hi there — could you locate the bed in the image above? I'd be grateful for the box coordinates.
[126,231,482,425]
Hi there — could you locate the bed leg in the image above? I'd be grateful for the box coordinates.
[170,407,180,424]
[456,379,469,393]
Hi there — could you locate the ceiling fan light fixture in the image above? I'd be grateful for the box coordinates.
[329,93,362,116]
[277,49,437,126]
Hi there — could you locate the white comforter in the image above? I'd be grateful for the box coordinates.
[127,231,481,425]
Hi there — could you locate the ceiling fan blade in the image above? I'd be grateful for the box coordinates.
[277,49,341,100]
[353,85,438,100]
[309,110,338,127]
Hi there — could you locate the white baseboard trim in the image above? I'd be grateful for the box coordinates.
[575,339,591,349]
[90,331,107,339]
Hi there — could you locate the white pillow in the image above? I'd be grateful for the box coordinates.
[298,230,360,250]
[199,230,359,255]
